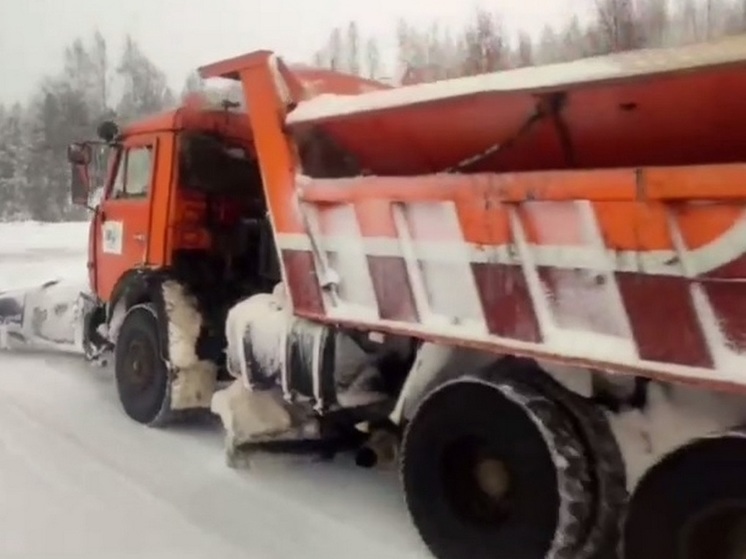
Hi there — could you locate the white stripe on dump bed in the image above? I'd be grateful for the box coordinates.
[276,206,746,278]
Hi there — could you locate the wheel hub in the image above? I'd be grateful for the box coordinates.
[440,437,511,527]
[125,338,155,392]
[474,458,510,501]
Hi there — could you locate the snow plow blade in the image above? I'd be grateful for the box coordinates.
[288,35,746,174]
[0,279,90,355]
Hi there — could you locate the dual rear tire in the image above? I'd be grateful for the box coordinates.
[400,362,626,559]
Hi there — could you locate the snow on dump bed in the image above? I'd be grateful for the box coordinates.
[287,34,746,124]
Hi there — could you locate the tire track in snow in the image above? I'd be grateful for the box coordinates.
[0,390,251,559]
[0,353,428,559]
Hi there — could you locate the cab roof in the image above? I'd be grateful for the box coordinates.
[122,105,252,141]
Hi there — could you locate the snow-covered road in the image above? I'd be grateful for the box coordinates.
[0,221,428,559]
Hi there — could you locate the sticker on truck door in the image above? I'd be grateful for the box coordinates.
[102,221,123,255]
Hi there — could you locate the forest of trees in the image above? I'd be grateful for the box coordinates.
[313,0,746,82]
[0,33,177,221]
[2,0,746,222]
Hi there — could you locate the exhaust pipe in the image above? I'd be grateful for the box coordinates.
[355,426,400,469]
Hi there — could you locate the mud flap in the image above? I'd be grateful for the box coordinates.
[160,280,218,411]
[0,280,89,354]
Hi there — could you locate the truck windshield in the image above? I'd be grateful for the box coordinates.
[179,132,261,196]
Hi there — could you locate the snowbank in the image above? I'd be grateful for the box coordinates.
[0,221,89,292]
[0,222,91,353]
[0,221,89,256]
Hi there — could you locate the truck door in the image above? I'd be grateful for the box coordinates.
[94,137,157,301]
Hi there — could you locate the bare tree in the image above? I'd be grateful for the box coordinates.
[536,24,562,64]
[328,27,343,71]
[735,0,746,33]
[311,48,328,69]
[364,37,381,79]
[346,22,361,75]
[461,8,507,76]
[588,0,643,54]
[561,15,592,60]
[396,18,429,78]
[514,31,534,67]
[674,0,728,43]
[636,0,670,47]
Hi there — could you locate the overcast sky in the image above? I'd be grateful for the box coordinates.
[0,0,590,104]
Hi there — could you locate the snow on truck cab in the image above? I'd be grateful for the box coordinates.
[11,36,746,559]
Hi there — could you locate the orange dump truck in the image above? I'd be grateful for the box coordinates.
[5,36,746,559]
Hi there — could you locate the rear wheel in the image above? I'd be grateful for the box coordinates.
[504,358,627,559]
[401,375,593,559]
[114,304,172,426]
[624,432,746,559]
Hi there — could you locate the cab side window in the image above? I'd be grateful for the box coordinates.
[111,146,154,199]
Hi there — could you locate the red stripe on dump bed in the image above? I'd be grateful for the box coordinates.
[366,255,419,322]
[281,250,325,315]
[701,254,746,353]
[616,274,713,368]
[472,262,543,343]
[703,281,746,352]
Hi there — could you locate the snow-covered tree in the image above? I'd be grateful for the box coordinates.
[460,8,507,75]
[181,71,205,101]
[514,31,534,67]
[346,22,361,75]
[587,0,644,54]
[6,2,746,223]
[0,104,31,220]
[0,32,175,221]
[327,28,343,71]
[116,35,175,122]
[364,37,381,79]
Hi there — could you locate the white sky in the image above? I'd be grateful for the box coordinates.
[0,0,591,104]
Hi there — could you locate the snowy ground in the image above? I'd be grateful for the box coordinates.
[0,221,429,559]
[4,221,746,559]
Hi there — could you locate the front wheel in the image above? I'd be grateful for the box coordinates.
[401,375,593,559]
[114,303,172,426]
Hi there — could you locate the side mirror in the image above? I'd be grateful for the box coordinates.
[67,142,92,206]
[67,142,92,165]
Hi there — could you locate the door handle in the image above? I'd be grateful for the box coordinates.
[133,233,147,243]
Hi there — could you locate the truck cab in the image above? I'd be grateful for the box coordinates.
[63,51,401,432]
[69,103,282,367]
